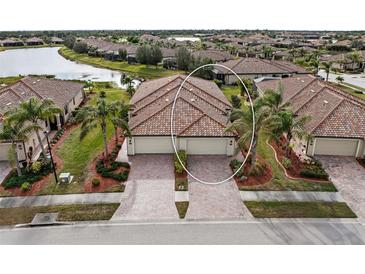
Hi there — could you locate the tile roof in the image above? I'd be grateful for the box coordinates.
[216,58,308,75]
[129,75,234,137]
[192,49,235,62]
[0,77,84,114]
[256,75,365,139]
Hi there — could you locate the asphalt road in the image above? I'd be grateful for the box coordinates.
[0,219,364,244]
[318,69,365,89]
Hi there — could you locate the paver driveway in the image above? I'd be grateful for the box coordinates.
[112,155,179,220]
[185,155,253,220]
[317,156,365,222]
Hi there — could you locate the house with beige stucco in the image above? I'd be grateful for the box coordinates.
[256,75,365,158]
[127,75,235,156]
[0,77,85,162]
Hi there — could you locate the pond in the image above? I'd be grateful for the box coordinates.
[168,37,201,42]
[0,47,140,88]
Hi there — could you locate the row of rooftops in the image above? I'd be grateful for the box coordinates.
[0,37,64,46]
[0,77,84,121]
[256,75,365,140]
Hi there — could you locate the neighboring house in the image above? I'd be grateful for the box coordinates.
[320,51,365,72]
[25,37,44,46]
[256,75,365,157]
[139,34,161,43]
[0,38,24,47]
[192,49,235,62]
[83,38,138,60]
[0,77,84,162]
[127,75,235,156]
[50,37,64,44]
[213,58,309,84]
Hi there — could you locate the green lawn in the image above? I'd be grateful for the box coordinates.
[239,134,337,192]
[334,83,365,100]
[0,203,119,226]
[221,85,241,101]
[0,76,23,85]
[58,47,184,79]
[175,202,189,219]
[244,201,356,218]
[38,85,129,195]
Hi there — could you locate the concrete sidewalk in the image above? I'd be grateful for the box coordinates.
[240,191,344,202]
[0,192,123,208]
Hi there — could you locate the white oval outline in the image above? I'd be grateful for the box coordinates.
[170,63,255,185]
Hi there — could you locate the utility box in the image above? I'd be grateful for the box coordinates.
[59,172,71,184]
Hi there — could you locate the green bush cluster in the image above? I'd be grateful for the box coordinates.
[282,157,292,169]
[95,145,130,182]
[50,128,65,145]
[3,160,53,189]
[91,178,101,187]
[213,79,223,88]
[174,150,187,174]
[230,159,244,178]
[248,162,267,177]
[300,159,329,179]
[21,182,31,192]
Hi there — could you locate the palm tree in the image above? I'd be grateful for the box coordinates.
[257,83,291,114]
[5,98,62,158]
[226,102,280,171]
[310,59,320,75]
[345,51,362,71]
[76,97,111,158]
[336,75,345,84]
[321,61,333,81]
[121,75,133,89]
[108,101,132,144]
[0,120,41,176]
[277,111,311,157]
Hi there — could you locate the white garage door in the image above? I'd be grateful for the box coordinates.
[314,138,359,156]
[0,143,12,161]
[187,138,227,155]
[134,137,174,154]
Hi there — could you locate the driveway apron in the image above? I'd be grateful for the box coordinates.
[317,156,365,222]
[185,155,253,220]
[112,154,179,220]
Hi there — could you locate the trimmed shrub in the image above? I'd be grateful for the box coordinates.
[174,150,187,174]
[213,79,223,88]
[300,166,329,180]
[282,157,292,169]
[21,182,31,192]
[92,178,101,187]
[31,161,42,173]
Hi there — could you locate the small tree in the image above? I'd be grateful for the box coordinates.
[231,95,241,109]
[73,42,88,54]
[64,35,76,49]
[150,46,163,68]
[176,47,192,71]
[108,101,132,144]
[321,61,333,81]
[118,48,127,61]
[136,45,151,65]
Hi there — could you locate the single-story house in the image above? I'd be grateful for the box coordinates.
[25,37,44,46]
[192,49,235,63]
[320,51,365,72]
[127,75,235,156]
[256,75,365,158]
[0,38,24,47]
[0,77,84,162]
[50,37,64,44]
[213,58,309,84]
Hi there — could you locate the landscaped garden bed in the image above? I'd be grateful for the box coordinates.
[244,201,356,218]
[174,150,188,191]
[230,154,273,188]
[270,136,329,180]
[0,203,120,226]
[238,136,337,192]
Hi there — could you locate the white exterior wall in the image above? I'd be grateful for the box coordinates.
[306,137,364,157]
[128,136,235,156]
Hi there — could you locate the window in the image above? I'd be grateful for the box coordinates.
[64,105,69,115]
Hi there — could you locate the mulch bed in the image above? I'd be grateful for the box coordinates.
[0,124,76,197]
[356,158,365,170]
[85,133,126,193]
[270,137,327,181]
[233,154,273,187]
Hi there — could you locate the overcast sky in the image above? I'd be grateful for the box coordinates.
[0,0,364,31]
